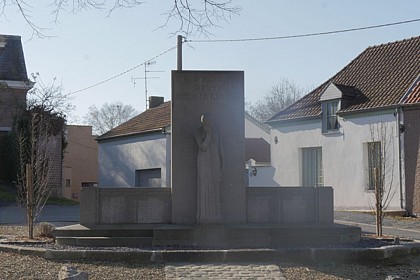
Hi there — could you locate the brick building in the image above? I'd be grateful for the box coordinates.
[0,35,33,181]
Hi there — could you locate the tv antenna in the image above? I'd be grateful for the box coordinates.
[131,60,163,109]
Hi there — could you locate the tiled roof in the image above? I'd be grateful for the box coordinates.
[268,36,420,122]
[97,101,171,140]
[402,75,420,104]
[0,35,28,81]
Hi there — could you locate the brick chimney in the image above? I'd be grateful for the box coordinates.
[148,96,164,109]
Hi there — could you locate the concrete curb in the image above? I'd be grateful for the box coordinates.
[1,243,420,263]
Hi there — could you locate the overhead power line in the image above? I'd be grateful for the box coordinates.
[68,45,177,95]
[67,18,419,95]
[186,18,420,43]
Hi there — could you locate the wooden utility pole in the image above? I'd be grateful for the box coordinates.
[177,35,183,70]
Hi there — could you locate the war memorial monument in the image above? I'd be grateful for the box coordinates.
[55,70,361,248]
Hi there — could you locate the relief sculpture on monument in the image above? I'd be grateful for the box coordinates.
[195,114,223,224]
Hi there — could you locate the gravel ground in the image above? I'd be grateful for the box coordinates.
[0,252,164,280]
[1,222,420,279]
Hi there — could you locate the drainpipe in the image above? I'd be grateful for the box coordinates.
[396,107,405,211]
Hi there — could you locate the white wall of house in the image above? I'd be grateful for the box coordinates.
[245,116,270,142]
[247,164,279,187]
[98,133,170,188]
[270,110,403,210]
[245,116,278,187]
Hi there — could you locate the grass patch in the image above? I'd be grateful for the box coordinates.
[46,196,79,206]
[0,183,79,206]
[0,184,16,203]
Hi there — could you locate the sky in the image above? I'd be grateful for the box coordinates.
[1,0,419,124]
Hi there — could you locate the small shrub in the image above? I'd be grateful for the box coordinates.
[39,222,55,238]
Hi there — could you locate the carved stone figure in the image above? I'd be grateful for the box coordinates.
[195,114,223,224]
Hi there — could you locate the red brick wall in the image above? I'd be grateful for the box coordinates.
[404,107,420,215]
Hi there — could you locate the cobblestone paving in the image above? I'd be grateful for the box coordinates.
[164,262,286,279]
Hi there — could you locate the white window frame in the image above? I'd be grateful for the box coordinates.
[322,100,339,133]
[302,147,323,187]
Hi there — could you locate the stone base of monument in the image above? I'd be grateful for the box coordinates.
[54,223,361,248]
[152,223,360,248]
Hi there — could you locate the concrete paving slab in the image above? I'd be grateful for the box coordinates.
[164,263,286,280]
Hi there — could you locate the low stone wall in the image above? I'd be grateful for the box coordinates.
[81,186,333,225]
[80,187,172,224]
[246,187,334,223]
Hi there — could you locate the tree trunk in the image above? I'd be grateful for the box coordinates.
[26,164,34,239]
[374,167,382,237]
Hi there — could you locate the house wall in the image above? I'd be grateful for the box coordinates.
[62,125,98,201]
[245,117,270,142]
[271,110,403,210]
[47,133,63,197]
[247,164,279,187]
[98,133,170,188]
[404,107,420,215]
[0,87,27,130]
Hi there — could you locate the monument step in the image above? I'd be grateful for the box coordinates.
[53,224,154,238]
[53,223,361,249]
[152,223,361,248]
[55,236,153,247]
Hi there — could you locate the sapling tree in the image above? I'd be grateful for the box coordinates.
[15,107,65,239]
[367,122,397,237]
[14,75,69,239]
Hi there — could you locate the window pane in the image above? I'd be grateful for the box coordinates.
[367,142,381,190]
[302,148,323,187]
[325,101,339,131]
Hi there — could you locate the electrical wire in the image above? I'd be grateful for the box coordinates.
[68,45,177,95]
[186,18,420,43]
[67,18,419,95]
[67,139,98,151]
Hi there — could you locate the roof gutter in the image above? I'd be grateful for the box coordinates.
[337,104,400,116]
[0,79,34,90]
[265,115,320,126]
[96,128,164,142]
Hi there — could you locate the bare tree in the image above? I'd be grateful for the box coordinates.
[28,73,75,116]
[13,74,69,239]
[246,78,306,122]
[15,107,65,239]
[84,101,138,135]
[0,0,240,38]
[162,0,241,37]
[367,122,397,237]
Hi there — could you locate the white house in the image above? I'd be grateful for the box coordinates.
[96,99,278,188]
[97,99,171,188]
[267,37,420,214]
[244,112,278,187]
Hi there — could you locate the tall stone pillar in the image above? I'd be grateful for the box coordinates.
[171,71,246,224]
